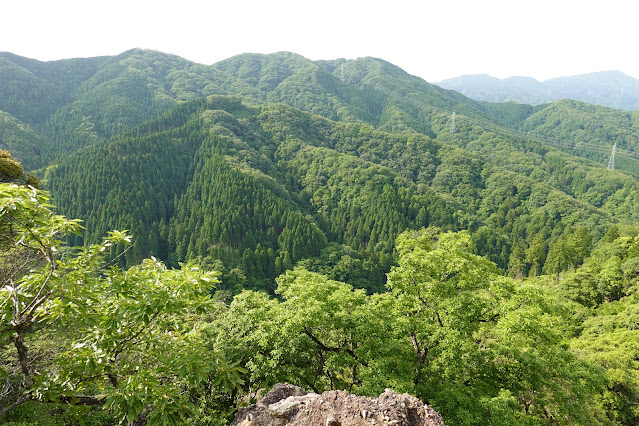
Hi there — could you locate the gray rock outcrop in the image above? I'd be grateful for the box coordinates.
[232,383,444,426]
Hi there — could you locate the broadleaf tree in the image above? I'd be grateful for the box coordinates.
[0,183,237,425]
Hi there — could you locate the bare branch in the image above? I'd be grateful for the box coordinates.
[0,393,29,420]
[103,243,134,269]
[302,327,368,367]
[57,394,106,406]
[19,267,56,320]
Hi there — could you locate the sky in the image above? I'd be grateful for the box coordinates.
[3,0,637,83]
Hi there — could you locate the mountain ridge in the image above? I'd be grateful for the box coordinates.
[437,70,639,111]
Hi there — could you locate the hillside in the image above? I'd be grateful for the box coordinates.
[0,50,584,167]
[4,49,639,176]
[0,110,42,169]
[1,50,639,287]
[4,50,639,425]
[44,95,639,294]
[3,49,639,282]
[437,70,639,111]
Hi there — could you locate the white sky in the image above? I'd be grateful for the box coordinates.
[3,0,637,82]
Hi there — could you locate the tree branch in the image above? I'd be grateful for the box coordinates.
[57,394,107,406]
[475,312,500,323]
[12,326,33,390]
[0,393,29,420]
[410,332,429,365]
[19,267,55,320]
[103,243,134,269]
[302,327,368,367]
[111,308,162,361]
[22,221,55,264]
[416,290,445,328]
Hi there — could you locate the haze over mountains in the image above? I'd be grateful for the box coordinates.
[437,70,639,111]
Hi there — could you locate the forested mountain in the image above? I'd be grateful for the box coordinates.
[4,48,638,174]
[437,70,639,111]
[2,49,639,288]
[520,100,639,167]
[0,110,42,169]
[43,94,639,295]
[1,49,509,167]
[4,49,639,425]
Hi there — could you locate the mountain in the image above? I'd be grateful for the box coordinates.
[5,50,639,425]
[520,100,639,168]
[0,49,568,168]
[437,70,639,111]
[0,110,42,169]
[45,95,638,293]
[5,48,636,175]
[434,74,548,105]
[3,49,639,289]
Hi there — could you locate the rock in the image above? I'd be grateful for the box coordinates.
[261,383,309,406]
[231,383,445,425]
[325,415,340,426]
[267,396,303,418]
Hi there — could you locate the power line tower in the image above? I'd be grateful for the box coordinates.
[340,63,345,82]
[607,142,617,170]
[450,112,456,134]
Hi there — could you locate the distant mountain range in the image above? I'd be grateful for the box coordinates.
[436,71,639,111]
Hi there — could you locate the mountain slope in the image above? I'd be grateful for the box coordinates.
[4,50,639,288]
[2,49,637,178]
[0,50,553,169]
[0,52,109,125]
[0,110,42,169]
[515,100,639,174]
[46,96,634,292]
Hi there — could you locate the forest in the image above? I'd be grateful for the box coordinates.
[2,49,639,425]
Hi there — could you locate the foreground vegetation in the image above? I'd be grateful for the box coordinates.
[2,180,639,425]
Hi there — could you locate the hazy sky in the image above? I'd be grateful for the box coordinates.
[3,0,637,82]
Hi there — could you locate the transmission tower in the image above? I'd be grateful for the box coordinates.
[607,142,617,170]
[340,63,345,82]
[450,112,456,134]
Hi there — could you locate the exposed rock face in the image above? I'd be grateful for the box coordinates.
[232,383,445,426]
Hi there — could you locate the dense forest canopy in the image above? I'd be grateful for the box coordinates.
[2,49,639,424]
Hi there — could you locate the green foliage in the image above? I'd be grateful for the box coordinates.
[0,184,240,425]
[0,149,27,182]
[212,229,610,424]
[571,298,639,425]
[214,267,411,396]
[43,92,632,297]
[2,50,637,289]
[560,233,639,307]
[387,229,607,424]
[2,177,636,425]
[2,400,115,425]
[521,100,639,176]
[0,149,38,186]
